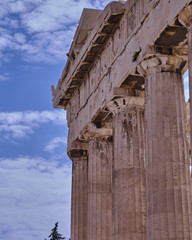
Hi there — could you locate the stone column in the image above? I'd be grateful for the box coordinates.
[186,101,191,177]
[188,24,192,174]
[108,96,146,240]
[68,144,88,240]
[178,3,192,165]
[138,54,192,239]
[82,124,113,240]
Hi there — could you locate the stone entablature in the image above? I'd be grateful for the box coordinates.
[53,0,190,150]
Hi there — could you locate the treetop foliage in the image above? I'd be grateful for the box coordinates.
[45,222,65,240]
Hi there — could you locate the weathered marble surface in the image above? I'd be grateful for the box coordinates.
[53,1,192,240]
[112,103,145,240]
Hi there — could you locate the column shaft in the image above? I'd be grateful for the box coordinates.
[87,137,112,240]
[188,25,192,171]
[145,71,192,239]
[112,105,146,240]
[71,155,88,240]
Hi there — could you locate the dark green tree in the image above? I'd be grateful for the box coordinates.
[47,222,65,240]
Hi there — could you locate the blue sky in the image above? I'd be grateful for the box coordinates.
[0,0,112,240]
[0,0,189,240]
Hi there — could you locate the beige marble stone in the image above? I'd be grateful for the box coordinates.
[186,101,191,154]
[108,97,145,240]
[53,1,192,240]
[69,149,88,240]
[139,55,192,239]
[87,135,113,240]
[53,0,190,150]
[187,14,192,184]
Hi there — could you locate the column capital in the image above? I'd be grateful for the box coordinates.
[137,48,187,77]
[178,3,192,28]
[80,122,113,141]
[107,96,144,114]
[67,140,88,160]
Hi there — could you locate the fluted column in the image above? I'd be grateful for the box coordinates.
[82,124,113,240]
[178,3,192,162]
[138,54,192,239]
[185,102,191,178]
[68,145,88,240]
[108,96,146,240]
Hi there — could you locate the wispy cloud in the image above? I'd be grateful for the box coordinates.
[44,136,67,153]
[0,73,10,81]
[0,0,111,64]
[0,110,66,139]
[0,156,71,240]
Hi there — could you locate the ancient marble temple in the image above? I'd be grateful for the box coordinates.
[52,0,192,239]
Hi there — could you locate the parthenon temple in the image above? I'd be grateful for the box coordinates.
[52,0,192,239]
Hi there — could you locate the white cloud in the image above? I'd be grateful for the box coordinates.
[44,136,67,153]
[0,73,10,81]
[14,33,26,44]
[0,29,13,49]
[0,0,112,64]
[0,110,66,139]
[9,0,26,13]
[0,110,66,125]
[0,156,72,240]
[22,28,76,63]
[1,17,19,28]
[0,124,33,139]
[21,0,99,33]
